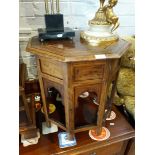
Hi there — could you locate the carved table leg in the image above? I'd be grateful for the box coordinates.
[107,79,117,118]
[96,81,108,135]
[63,63,75,140]
[107,60,121,119]
[96,59,118,135]
[37,58,51,127]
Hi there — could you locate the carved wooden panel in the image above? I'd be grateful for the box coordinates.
[72,62,105,82]
[40,58,63,79]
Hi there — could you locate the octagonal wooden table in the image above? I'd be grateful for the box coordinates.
[26,32,130,139]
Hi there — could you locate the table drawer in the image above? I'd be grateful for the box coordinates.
[73,63,105,82]
[79,141,124,155]
[40,59,63,79]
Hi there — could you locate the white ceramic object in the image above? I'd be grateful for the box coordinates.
[86,25,115,38]
[79,92,89,98]
[42,122,58,135]
[21,131,40,147]
[81,24,119,46]
[105,110,116,121]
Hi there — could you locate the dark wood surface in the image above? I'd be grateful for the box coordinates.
[26,31,130,62]
[19,106,135,155]
[25,79,40,95]
[124,139,135,155]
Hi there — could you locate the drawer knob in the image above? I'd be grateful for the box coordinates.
[90,152,96,155]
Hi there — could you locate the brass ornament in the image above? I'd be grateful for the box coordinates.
[44,0,50,14]
[56,0,60,14]
[44,0,60,14]
[81,0,120,46]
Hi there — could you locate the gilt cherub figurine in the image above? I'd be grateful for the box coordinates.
[104,0,119,32]
[89,0,119,32]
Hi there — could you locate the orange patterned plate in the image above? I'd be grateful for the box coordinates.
[89,127,110,141]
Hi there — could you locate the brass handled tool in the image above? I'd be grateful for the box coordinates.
[49,0,60,14]
[44,0,49,14]
[56,0,60,14]
[50,0,54,14]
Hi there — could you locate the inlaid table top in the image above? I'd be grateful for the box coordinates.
[26,31,130,62]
